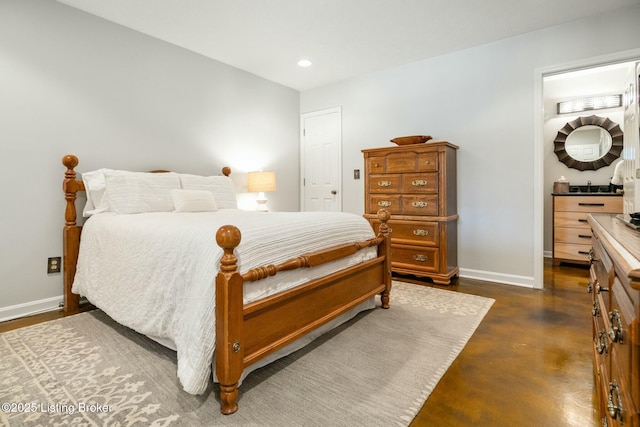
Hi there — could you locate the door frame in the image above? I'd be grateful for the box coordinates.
[534,48,640,289]
[299,107,342,211]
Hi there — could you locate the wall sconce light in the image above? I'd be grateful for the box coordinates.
[247,171,277,211]
[557,94,622,114]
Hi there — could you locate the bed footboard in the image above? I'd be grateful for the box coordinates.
[215,209,391,414]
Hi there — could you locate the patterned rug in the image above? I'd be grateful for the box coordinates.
[0,282,493,427]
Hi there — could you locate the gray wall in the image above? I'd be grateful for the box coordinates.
[301,4,640,286]
[0,0,300,319]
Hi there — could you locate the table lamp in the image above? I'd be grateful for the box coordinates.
[247,171,276,211]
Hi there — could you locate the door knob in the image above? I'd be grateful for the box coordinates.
[331,190,337,195]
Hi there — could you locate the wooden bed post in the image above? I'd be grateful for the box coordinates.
[376,209,392,309]
[62,155,83,314]
[215,225,244,415]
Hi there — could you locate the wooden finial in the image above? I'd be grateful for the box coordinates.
[222,166,231,177]
[62,155,79,178]
[216,225,241,273]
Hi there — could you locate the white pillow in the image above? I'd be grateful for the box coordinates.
[171,189,218,212]
[104,170,181,214]
[81,168,113,217]
[179,174,238,209]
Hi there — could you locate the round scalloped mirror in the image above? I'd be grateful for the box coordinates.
[553,115,623,171]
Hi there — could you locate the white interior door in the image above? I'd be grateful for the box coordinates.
[623,62,640,215]
[300,107,342,211]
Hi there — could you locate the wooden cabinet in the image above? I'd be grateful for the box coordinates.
[362,142,458,285]
[588,214,640,427]
[553,195,622,265]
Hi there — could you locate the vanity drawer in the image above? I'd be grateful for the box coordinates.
[554,211,590,229]
[369,174,401,193]
[554,196,623,213]
[401,173,438,193]
[554,243,591,262]
[553,227,593,245]
[391,244,439,272]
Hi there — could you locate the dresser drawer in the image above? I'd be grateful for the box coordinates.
[382,151,439,173]
[553,227,593,245]
[609,355,636,426]
[554,243,591,262]
[401,173,438,193]
[554,196,623,213]
[386,153,419,173]
[369,174,401,193]
[416,152,438,172]
[593,237,615,290]
[367,157,385,174]
[610,278,635,401]
[554,211,591,229]
[370,219,439,246]
[401,195,439,216]
[391,244,439,272]
[368,195,401,214]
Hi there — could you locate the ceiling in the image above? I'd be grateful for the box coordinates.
[57,0,640,91]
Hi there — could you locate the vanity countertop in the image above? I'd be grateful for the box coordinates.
[552,192,623,196]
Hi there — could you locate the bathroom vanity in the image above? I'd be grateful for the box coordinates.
[552,189,622,265]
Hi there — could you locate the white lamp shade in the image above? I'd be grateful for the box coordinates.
[248,171,277,192]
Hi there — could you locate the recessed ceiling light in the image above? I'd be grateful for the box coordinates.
[297,59,312,68]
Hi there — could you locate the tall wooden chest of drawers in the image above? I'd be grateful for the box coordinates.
[362,142,458,285]
[588,214,640,426]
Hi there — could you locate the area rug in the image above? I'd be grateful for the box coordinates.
[0,281,493,427]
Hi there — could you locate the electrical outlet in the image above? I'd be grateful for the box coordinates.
[47,257,61,274]
[354,169,360,179]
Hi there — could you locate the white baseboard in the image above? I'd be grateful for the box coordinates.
[0,296,62,323]
[459,268,535,288]
[1,268,537,323]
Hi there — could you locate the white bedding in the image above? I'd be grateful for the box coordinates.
[72,210,378,394]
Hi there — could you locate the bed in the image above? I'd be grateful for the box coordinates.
[61,154,392,415]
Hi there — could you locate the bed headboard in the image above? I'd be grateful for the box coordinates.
[61,154,232,313]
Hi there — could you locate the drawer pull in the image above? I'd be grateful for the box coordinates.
[578,219,588,223]
[413,254,429,262]
[374,163,380,168]
[413,229,429,237]
[377,180,392,187]
[411,179,428,186]
[411,201,428,208]
[592,300,600,317]
[596,283,609,294]
[608,310,624,343]
[377,201,392,207]
[424,160,430,164]
[579,202,605,207]
[607,380,623,421]
[594,330,608,354]
[578,234,592,239]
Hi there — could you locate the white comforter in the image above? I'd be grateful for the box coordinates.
[72,210,377,394]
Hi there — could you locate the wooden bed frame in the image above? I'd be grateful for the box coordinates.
[61,154,392,415]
